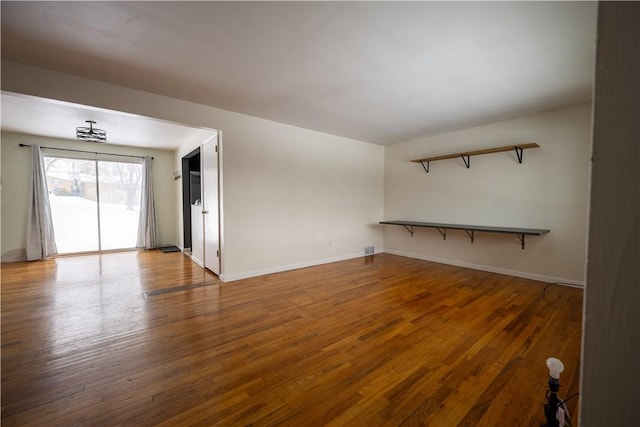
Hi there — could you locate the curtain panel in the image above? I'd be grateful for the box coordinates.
[26,145,58,260]
[137,156,159,249]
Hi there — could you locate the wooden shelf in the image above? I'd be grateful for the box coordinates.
[380,220,550,249]
[411,143,539,172]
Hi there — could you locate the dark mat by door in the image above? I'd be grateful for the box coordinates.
[159,246,181,253]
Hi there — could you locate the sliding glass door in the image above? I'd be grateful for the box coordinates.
[45,155,143,254]
[97,161,142,250]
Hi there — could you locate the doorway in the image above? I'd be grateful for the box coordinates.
[181,136,220,275]
[181,147,200,252]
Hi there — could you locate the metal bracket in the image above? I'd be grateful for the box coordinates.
[420,160,430,173]
[464,229,475,243]
[461,154,470,168]
[515,146,524,163]
[435,227,447,240]
[517,234,526,249]
[402,225,414,237]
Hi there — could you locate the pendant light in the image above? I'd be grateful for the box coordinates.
[76,120,107,143]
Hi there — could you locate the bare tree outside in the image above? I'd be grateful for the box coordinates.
[118,163,141,211]
[99,161,142,210]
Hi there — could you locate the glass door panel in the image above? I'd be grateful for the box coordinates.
[45,157,99,253]
[97,160,142,250]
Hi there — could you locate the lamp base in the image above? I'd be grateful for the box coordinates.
[543,402,560,427]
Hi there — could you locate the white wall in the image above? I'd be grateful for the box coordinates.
[0,131,176,262]
[218,116,384,281]
[1,61,385,280]
[384,103,592,284]
[172,102,385,282]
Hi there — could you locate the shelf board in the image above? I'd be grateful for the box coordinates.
[411,143,539,165]
[380,220,550,249]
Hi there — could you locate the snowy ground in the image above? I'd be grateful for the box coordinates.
[49,194,139,253]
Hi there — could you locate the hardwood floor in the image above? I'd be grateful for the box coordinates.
[1,252,583,426]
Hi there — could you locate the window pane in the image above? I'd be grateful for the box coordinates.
[45,157,99,253]
[97,160,142,250]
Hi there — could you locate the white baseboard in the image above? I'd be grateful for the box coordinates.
[383,249,585,288]
[190,255,204,268]
[220,251,377,283]
[1,248,26,263]
[213,248,584,288]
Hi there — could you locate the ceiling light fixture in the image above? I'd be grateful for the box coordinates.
[76,120,107,143]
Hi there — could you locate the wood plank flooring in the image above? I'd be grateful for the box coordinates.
[1,252,583,426]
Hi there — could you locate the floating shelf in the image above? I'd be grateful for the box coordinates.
[379,220,550,249]
[411,143,540,173]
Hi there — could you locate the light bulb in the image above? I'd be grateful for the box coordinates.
[546,357,565,379]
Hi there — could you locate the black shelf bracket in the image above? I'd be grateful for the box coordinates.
[402,225,414,237]
[436,227,447,240]
[420,160,430,173]
[515,146,524,163]
[517,234,526,249]
[465,229,475,243]
[461,154,470,168]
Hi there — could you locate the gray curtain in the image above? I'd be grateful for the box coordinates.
[137,156,159,249]
[26,145,58,260]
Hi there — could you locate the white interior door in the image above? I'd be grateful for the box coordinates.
[202,137,220,275]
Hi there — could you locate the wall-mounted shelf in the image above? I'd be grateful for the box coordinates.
[411,143,540,173]
[379,220,550,249]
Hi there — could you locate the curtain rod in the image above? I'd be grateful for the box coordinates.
[18,143,153,160]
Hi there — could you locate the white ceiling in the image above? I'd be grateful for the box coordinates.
[1,92,217,150]
[1,1,597,148]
